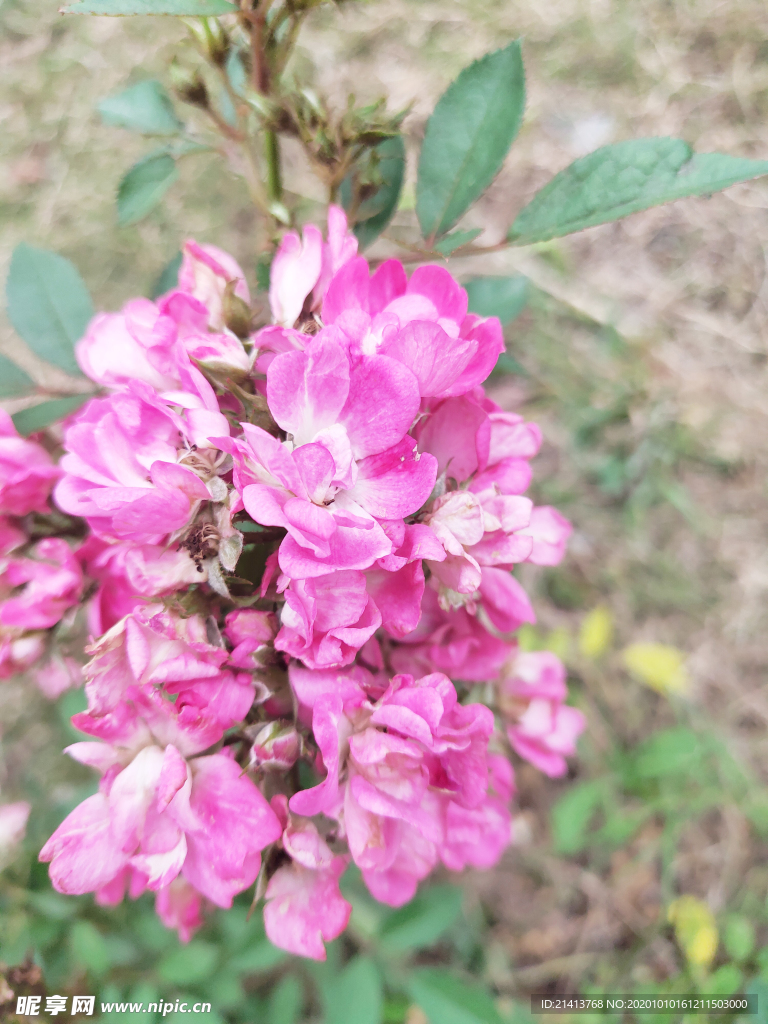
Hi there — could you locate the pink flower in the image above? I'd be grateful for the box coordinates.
[268,206,357,328]
[440,754,514,871]
[263,795,351,960]
[54,385,224,544]
[35,655,82,699]
[177,239,250,332]
[0,538,83,631]
[155,877,205,943]
[77,300,183,392]
[0,801,30,862]
[77,289,250,392]
[221,332,437,577]
[391,588,514,683]
[40,745,282,908]
[0,632,46,679]
[518,506,572,566]
[79,537,202,634]
[248,721,301,771]
[0,411,59,516]
[264,857,351,960]
[322,262,504,399]
[223,609,278,670]
[500,651,586,777]
[423,489,533,601]
[0,517,26,556]
[289,670,495,904]
[79,606,254,742]
[276,570,380,669]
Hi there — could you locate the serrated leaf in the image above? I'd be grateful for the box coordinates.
[464,275,529,324]
[379,885,463,952]
[408,968,504,1024]
[99,80,182,135]
[417,41,525,240]
[0,355,34,397]
[6,244,92,376]
[117,152,178,225]
[12,395,89,436]
[551,780,604,855]
[150,251,182,298]
[510,138,768,245]
[433,228,482,255]
[64,0,235,13]
[322,956,382,1024]
[347,136,406,251]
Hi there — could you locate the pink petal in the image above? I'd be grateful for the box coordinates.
[267,337,350,444]
[416,396,490,482]
[349,438,437,519]
[340,356,420,459]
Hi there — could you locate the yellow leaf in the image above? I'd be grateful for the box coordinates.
[623,642,688,696]
[579,606,613,659]
[668,896,718,968]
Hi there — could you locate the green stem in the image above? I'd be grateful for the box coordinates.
[264,128,282,203]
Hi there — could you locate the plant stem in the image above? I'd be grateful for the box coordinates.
[264,128,282,203]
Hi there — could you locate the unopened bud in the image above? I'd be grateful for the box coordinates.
[247,721,301,771]
[222,280,253,339]
[183,17,229,66]
[169,59,209,109]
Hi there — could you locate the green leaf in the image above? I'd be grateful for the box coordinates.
[64,0,236,14]
[416,41,525,240]
[433,228,482,255]
[551,780,604,855]
[228,940,286,973]
[724,915,756,962]
[6,243,92,376]
[510,138,768,245]
[0,355,34,397]
[379,885,463,953]
[12,395,89,436]
[99,80,182,135]
[746,978,768,1024]
[708,964,744,996]
[158,940,219,985]
[322,956,383,1024]
[464,275,529,324]
[151,251,183,298]
[267,975,303,1024]
[70,920,110,976]
[631,726,701,780]
[408,968,504,1024]
[350,136,406,251]
[117,152,178,225]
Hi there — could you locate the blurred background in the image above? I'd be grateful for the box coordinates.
[4,0,768,1020]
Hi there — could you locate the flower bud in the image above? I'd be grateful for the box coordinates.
[247,720,301,771]
[169,59,209,109]
[222,281,253,340]
[183,17,230,66]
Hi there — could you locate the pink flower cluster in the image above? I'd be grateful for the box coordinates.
[1,211,585,959]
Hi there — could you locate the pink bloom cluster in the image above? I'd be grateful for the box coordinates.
[17,211,585,958]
